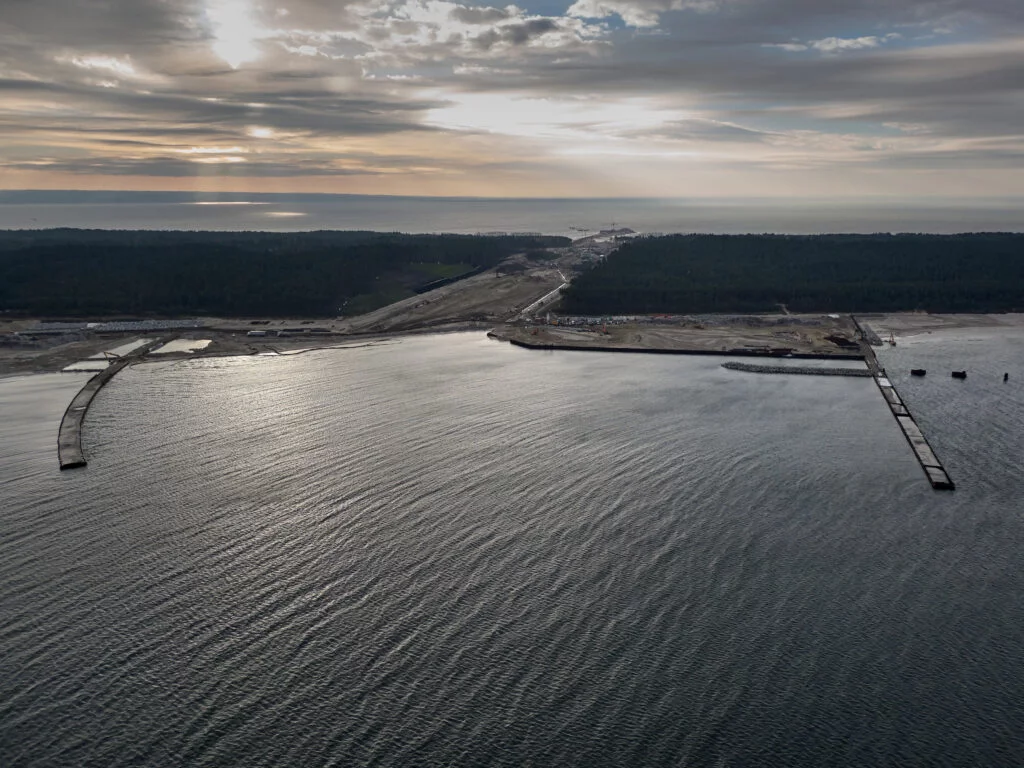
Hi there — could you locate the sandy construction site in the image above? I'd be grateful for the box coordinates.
[490,313,865,356]
[860,312,1024,339]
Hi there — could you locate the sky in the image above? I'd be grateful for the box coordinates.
[1,0,1023,198]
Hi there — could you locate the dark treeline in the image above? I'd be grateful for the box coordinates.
[562,234,1024,314]
[0,229,569,317]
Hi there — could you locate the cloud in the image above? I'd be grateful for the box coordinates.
[0,74,442,136]
[623,118,778,143]
[472,19,561,49]
[449,5,513,25]
[812,35,891,52]
[766,33,903,53]
[566,0,719,28]
[61,55,141,78]
[1,0,1023,194]
[3,157,379,177]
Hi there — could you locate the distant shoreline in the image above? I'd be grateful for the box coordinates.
[4,201,1024,237]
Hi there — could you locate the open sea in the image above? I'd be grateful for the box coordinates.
[0,195,1021,235]
[2,331,1023,766]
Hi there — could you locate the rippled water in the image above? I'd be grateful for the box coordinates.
[2,332,1023,766]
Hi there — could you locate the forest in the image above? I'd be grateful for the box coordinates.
[561,234,1024,314]
[0,229,568,317]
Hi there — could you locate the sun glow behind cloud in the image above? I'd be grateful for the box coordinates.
[205,0,266,68]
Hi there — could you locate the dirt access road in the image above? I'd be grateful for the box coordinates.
[334,263,566,334]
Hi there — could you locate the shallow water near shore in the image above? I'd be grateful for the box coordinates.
[2,332,1023,766]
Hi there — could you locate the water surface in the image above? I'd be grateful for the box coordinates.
[2,197,1021,235]
[2,333,1022,766]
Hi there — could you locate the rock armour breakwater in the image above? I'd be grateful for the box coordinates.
[501,336,864,360]
[722,362,871,377]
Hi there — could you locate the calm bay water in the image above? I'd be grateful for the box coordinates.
[0,196,1021,235]
[2,332,1023,766]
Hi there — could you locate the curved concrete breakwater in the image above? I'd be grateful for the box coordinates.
[722,361,872,377]
[58,360,130,469]
[58,338,167,470]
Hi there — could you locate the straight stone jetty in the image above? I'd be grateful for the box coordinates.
[852,318,954,490]
[721,361,871,377]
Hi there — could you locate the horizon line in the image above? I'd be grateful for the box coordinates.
[2,190,1024,206]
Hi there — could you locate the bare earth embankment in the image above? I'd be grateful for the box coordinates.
[490,314,865,357]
